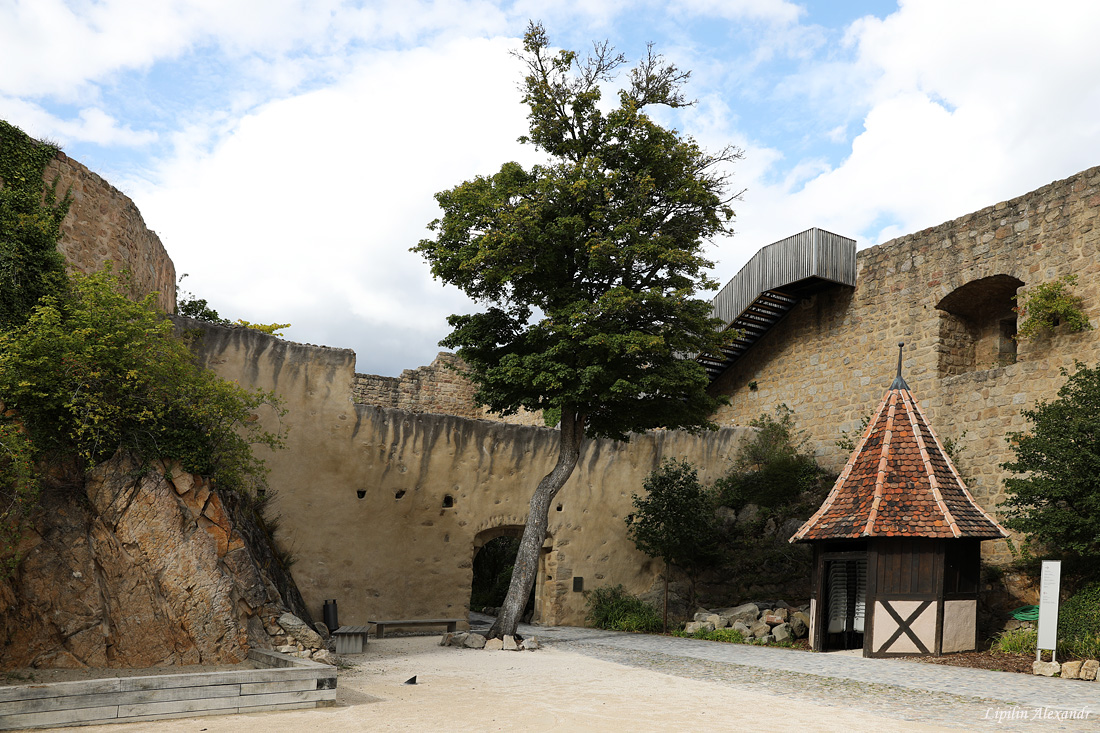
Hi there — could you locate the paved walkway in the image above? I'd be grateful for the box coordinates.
[507,622,1098,731]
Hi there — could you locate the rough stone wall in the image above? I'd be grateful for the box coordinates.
[184,318,750,628]
[353,352,544,427]
[709,165,1100,562]
[0,453,303,669]
[46,152,176,313]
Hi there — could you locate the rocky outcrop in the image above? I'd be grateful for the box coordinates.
[0,452,313,669]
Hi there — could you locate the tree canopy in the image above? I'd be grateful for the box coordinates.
[1000,361,1100,561]
[414,23,741,637]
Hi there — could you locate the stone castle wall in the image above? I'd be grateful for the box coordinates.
[46,151,176,312]
[353,352,544,427]
[708,165,1100,561]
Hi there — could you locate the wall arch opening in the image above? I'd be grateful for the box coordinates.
[469,526,541,623]
[935,275,1024,376]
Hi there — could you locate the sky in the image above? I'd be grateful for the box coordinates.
[3,0,1100,376]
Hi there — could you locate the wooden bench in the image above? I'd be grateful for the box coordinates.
[368,618,463,639]
[332,625,370,654]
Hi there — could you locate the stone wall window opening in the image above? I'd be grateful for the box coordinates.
[394,489,406,500]
[356,489,366,499]
[935,275,1024,376]
[442,494,455,508]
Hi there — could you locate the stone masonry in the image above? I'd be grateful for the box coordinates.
[708,165,1100,562]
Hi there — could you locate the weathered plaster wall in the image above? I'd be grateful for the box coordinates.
[353,352,544,427]
[182,318,750,627]
[46,151,176,312]
[709,165,1100,561]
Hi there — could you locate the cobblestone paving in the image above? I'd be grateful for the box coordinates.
[521,625,1098,732]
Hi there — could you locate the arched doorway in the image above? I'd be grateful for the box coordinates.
[469,526,548,623]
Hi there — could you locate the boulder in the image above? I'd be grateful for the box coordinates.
[313,649,337,665]
[1033,661,1060,677]
[450,632,469,647]
[485,638,504,651]
[772,623,791,643]
[439,632,454,646]
[773,608,789,622]
[751,622,771,638]
[503,635,519,651]
[763,615,785,627]
[464,633,487,649]
[693,612,712,623]
[279,612,325,649]
[521,637,540,651]
[1080,660,1098,681]
[706,614,728,629]
[1061,660,1083,679]
[313,622,331,640]
[730,621,752,637]
[789,614,808,639]
[723,603,760,625]
[684,621,715,634]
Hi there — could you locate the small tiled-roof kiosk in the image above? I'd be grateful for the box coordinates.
[790,344,1007,657]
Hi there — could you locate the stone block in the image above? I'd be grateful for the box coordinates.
[521,637,540,651]
[705,614,728,628]
[439,633,453,647]
[1061,660,1083,679]
[683,621,715,634]
[730,621,752,637]
[763,614,784,627]
[772,623,791,643]
[464,633,487,649]
[751,622,770,638]
[502,635,519,651]
[1080,660,1098,681]
[485,638,504,651]
[1033,661,1060,677]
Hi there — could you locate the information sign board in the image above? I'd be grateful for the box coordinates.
[1037,560,1061,653]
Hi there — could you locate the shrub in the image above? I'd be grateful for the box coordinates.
[0,424,39,578]
[1058,582,1100,659]
[991,626,1037,654]
[1014,274,1091,340]
[585,585,662,633]
[0,268,285,494]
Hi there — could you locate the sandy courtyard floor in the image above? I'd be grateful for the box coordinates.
[42,636,958,733]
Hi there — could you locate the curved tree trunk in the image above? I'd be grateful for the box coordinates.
[488,408,585,639]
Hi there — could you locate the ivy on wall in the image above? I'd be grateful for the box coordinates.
[1014,274,1092,340]
[0,120,71,330]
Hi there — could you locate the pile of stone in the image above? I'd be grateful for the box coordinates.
[683,601,811,644]
[440,632,541,651]
[1034,659,1099,679]
[263,611,338,665]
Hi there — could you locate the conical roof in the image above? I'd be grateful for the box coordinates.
[791,345,1007,542]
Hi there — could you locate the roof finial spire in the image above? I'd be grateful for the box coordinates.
[889,341,909,390]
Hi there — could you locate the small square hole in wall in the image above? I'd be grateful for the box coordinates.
[572,577,584,592]
[395,490,406,500]
[356,489,366,499]
[556,504,563,512]
[442,495,454,508]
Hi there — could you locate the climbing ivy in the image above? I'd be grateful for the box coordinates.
[0,120,71,330]
[1014,274,1092,340]
[0,424,38,580]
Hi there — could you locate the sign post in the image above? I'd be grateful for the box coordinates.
[1037,560,1061,663]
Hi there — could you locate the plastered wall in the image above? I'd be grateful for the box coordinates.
[183,319,750,627]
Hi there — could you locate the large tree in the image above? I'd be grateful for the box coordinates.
[414,23,741,638]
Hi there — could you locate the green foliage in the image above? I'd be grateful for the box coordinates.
[412,22,740,441]
[626,459,719,582]
[1000,361,1100,559]
[1014,275,1091,340]
[1058,582,1100,659]
[584,584,663,633]
[542,406,561,428]
[233,320,291,337]
[715,404,828,511]
[0,424,39,578]
[0,268,285,494]
[991,626,1037,654]
[0,120,70,330]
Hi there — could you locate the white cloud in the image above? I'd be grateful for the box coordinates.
[132,35,537,375]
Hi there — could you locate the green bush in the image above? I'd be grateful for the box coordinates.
[1058,582,1100,659]
[0,425,39,578]
[991,626,1037,654]
[585,585,662,633]
[0,268,285,494]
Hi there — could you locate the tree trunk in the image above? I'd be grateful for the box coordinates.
[488,408,585,639]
